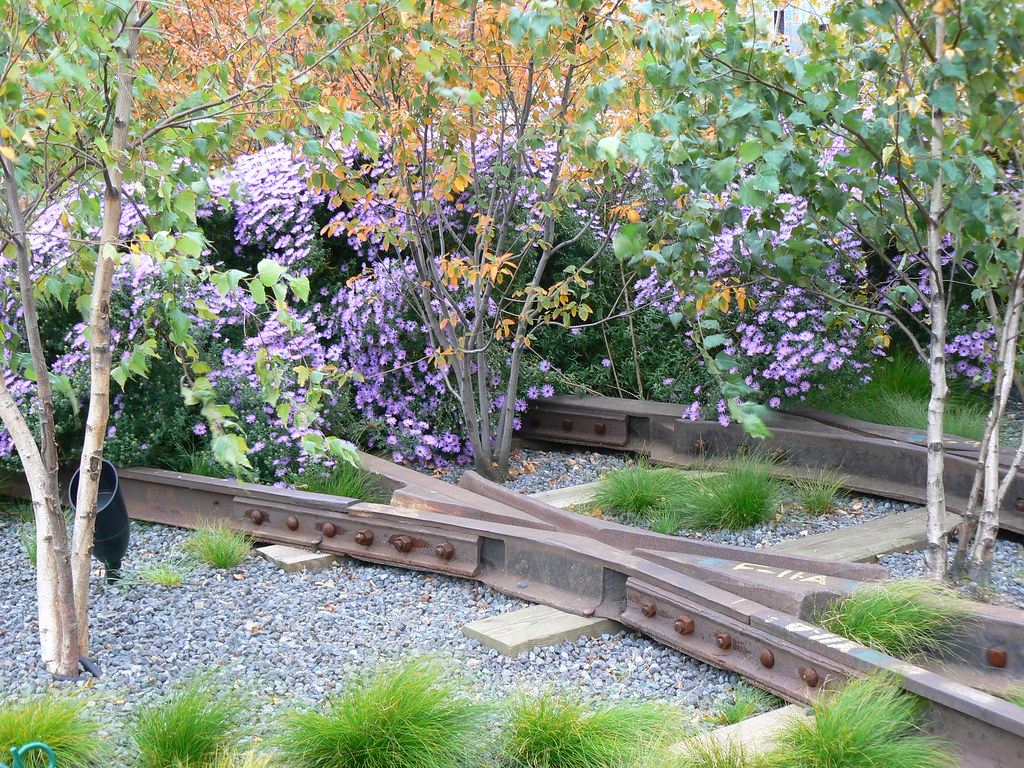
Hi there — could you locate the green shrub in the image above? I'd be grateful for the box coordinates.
[709,684,781,727]
[0,691,107,768]
[184,523,251,569]
[676,459,781,530]
[274,657,489,768]
[791,471,847,516]
[501,690,682,768]
[591,467,691,524]
[297,461,388,503]
[761,676,950,768]
[130,673,247,768]
[815,580,970,659]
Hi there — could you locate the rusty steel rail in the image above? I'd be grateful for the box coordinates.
[106,450,1024,768]
[518,395,1024,535]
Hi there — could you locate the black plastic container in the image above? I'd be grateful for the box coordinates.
[68,459,130,583]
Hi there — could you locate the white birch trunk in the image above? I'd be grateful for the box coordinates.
[70,4,143,655]
[923,11,949,581]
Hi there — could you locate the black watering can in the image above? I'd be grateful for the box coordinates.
[67,459,130,583]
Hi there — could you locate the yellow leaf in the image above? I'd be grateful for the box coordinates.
[0,146,15,161]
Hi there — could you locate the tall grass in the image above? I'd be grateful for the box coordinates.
[274,657,489,768]
[791,471,847,516]
[501,690,682,768]
[661,739,760,768]
[761,676,951,768]
[815,579,970,659]
[0,692,107,768]
[675,458,782,530]
[808,351,988,441]
[132,557,193,587]
[130,673,247,768]
[167,451,232,479]
[591,466,692,524]
[184,522,251,569]
[298,461,388,502]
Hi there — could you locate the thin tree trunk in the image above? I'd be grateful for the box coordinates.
[923,10,948,580]
[0,155,79,675]
[71,3,143,655]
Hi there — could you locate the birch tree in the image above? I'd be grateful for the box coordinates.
[629,0,1024,581]
[0,0,371,675]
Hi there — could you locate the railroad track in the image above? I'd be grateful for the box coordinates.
[519,394,1024,534]
[109,422,1024,768]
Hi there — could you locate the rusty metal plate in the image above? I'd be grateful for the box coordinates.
[315,517,481,579]
[622,579,849,703]
[522,408,629,447]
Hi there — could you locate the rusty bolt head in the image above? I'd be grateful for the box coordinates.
[391,534,414,553]
[594,422,607,435]
[715,632,732,650]
[286,516,299,531]
[641,601,657,618]
[354,529,374,546]
[769,448,787,463]
[674,615,695,635]
[987,646,1008,668]
[759,649,775,669]
[690,439,708,455]
[736,444,750,457]
[435,541,455,561]
[799,666,820,687]
[561,418,574,431]
[248,509,265,525]
[322,522,337,538]
[1016,498,1024,512]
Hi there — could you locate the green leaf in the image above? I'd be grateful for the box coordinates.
[257,258,287,286]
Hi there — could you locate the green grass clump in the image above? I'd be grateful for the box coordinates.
[168,451,232,479]
[791,471,847,516]
[815,579,970,659]
[130,673,247,768]
[808,351,989,441]
[0,498,34,522]
[133,558,192,587]
[660,738,759,768]
[184,522,251,569]
[761,676,950,768]
[274,657,489,768]
[709,684,781,726]
[18,523,37,566]
[591,467,692,524]
[675,459,782,530]
[501,690,682,768]
[0,691,107,768]
[298,461,388,502]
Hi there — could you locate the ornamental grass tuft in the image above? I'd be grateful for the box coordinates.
[658,738,759,768]
[130,672,247,768]
[591,466,691,524]
[675,458,781,530]
[19,523,37,566]
[501,690,682,768]
[791,470,847,516]
[274,656,489,768]
[709,684,781,726]
[815,579,970,659]
[298,461,388,503]
[132,557,192,587]
[184,522,251,569]
[760,676,951,768]
[0,691,107,768]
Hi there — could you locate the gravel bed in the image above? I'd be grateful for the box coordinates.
[882,539,1024,609]
[0,514,736,750]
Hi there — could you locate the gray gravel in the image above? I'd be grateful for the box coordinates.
[882,539,1024,609]
[0,511,735,750]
